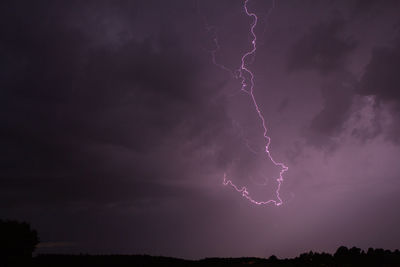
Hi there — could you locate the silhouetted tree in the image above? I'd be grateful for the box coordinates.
[334,246,349,258]
[268,255,278,262]
[0,220,39,265]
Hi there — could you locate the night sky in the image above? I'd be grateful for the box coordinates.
[2,0,400,260]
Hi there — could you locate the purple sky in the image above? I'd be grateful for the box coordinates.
[1,0,400,259]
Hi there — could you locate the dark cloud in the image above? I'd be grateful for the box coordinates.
[287,20,357,74]
[357,40,400,142]
[350,0,400,17]
[286,19,357,147]
[307,72,356,148]
[0,0,230,210]
[359,43,400,104]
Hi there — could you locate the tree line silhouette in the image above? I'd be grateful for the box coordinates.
[0,219,39,266]
[1,219,400,266]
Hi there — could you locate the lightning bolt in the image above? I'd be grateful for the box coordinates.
[208,0,288,206]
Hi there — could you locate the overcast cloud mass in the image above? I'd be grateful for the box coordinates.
[1,0,400,259]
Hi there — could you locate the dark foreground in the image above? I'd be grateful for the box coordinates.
[9,247,399,267]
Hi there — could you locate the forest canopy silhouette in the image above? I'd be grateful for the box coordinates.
[2,219,400,267]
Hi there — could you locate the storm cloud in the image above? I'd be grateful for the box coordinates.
[1,0,400,259]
